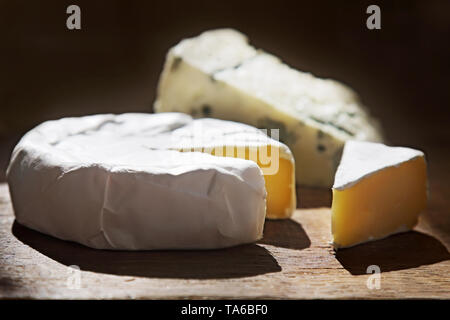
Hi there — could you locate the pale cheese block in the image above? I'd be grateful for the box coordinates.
[7,113,295,250]
[331,141,428,249]
[154,28,383,187]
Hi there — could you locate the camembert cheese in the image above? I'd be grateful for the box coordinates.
[331,141,427,249]
[154,28,383,187]
[7,113,295,250]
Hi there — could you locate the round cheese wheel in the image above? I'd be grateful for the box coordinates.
[7,113,272,250]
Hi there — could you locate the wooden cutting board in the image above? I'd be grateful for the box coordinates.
[1,182,449,299]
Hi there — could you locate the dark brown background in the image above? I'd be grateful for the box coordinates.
[1,0,449,181]
[0,1,450,299]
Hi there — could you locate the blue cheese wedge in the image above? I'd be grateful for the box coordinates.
[332,141,427,249]
[154,28,383,187]
[7,113,295,250]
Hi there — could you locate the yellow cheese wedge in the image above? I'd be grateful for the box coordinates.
[331,141,427,249]
[171,119,296,219]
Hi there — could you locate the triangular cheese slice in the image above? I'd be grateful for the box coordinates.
[154,28,383,187]
[332,141,427,249]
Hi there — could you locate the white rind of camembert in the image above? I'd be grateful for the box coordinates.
[6,113,296,250]
[333,140,425,190]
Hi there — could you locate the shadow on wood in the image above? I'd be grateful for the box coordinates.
[296,187,331,208]
[258,219,311,250]
[0,277,21,295]
[336,231,450,275]
[11,221,281,279]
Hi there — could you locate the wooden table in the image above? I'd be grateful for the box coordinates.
[1,180,449,299]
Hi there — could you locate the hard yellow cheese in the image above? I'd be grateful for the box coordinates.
[331,141,427,249]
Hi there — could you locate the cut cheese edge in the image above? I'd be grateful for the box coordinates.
[7,113,295,250]
[154,28,383,187]
[331,141,427,249]
[163,118,296,218]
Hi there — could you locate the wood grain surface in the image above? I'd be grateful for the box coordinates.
[1,182,449,299]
